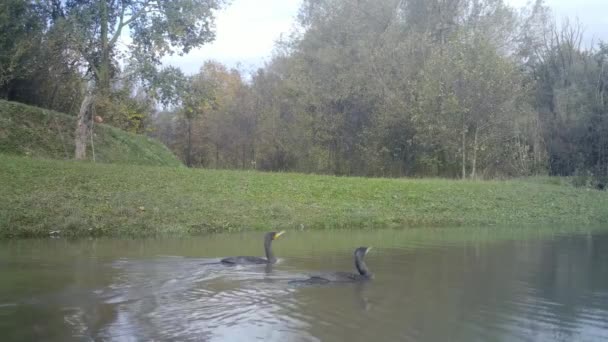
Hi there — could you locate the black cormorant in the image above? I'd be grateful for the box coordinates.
[289,246,373,285]
[221,231,285,265]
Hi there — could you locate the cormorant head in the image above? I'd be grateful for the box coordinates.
[354,246,371,259]
[266,230,286,241]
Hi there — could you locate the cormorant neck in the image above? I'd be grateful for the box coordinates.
[355,253,371,277]
[264,237,276,263]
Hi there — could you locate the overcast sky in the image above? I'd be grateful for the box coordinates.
[161,0,608,75]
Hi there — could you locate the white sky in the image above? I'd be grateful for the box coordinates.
[162,0,302,75]
[161,0,608,75]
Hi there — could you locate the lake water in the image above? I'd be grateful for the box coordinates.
[1,228,608,341]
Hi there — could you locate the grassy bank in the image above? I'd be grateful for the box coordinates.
[0,100,181,167]
[1,154,607,238]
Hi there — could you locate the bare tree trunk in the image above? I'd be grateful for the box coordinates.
[185,118,192,167]
[215,143,219,168]
[48,83,59,109]
[4,81,15,100]
[0,80,8,99]
[242,144,246,169]
[461,120,467,179]
[75,93,94,160]
[471,125,478,179]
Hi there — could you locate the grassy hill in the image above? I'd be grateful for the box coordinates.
[0,100,181,167]
[1,154,607,238]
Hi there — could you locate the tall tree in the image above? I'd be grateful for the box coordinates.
[52,0,224,159]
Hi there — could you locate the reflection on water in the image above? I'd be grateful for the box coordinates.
[1,228,608,341]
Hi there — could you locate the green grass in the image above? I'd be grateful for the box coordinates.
[0,100,182,167]
[1,154,607,238]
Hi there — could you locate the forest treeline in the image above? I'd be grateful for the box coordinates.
[2,0,607,179]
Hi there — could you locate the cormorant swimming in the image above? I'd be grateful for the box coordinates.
[221,231,285,265]
[289,246,373,285]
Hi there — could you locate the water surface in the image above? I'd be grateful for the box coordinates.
[1,227,608,341]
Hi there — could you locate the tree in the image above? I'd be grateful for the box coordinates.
[168,61,254,168]
[51,0,225,159]
[0,1,85,114]
[149,0,598,180]
[0,0,45,99]
[530,19,608,179]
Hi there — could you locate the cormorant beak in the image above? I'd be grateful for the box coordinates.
[365,247,372,254]
[274,230,286,240]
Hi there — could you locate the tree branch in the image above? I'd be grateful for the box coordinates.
[71,37,100,79]
[123,0,158,27]
[110,0,159,46]
[109,0,127,46]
